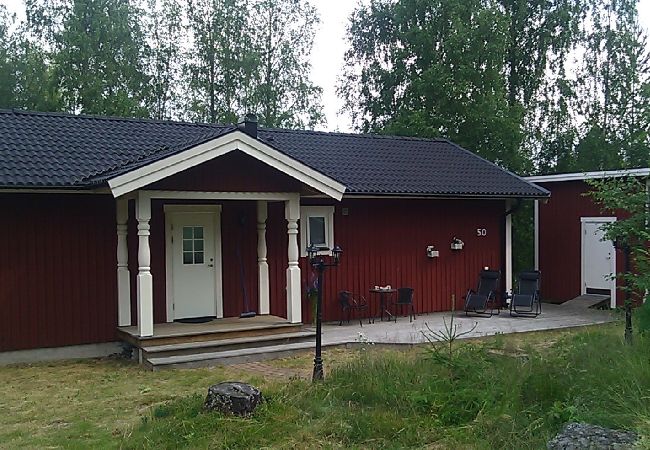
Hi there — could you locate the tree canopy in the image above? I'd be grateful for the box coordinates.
[0,0,324,127]
[340,0,650,174]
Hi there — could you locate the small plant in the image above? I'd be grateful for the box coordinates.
[355,331,375,351]
[421,294,478,367]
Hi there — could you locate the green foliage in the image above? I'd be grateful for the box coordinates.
[588,176,650,302]
[636,300,650,335]
[1,0,323,127]
[31,0,153,117]
[122,326,650,449]
[340,0,526,171]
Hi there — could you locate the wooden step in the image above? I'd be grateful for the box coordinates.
[141,331,316,358]
[118,322,304,347]
[145,341,316,370]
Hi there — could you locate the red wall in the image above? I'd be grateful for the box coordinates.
[0,194,118,351]
[0,193,505,351]
[538,181,624,304]
[294,198,504,322]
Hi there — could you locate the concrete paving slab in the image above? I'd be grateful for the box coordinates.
[320,303,616,347]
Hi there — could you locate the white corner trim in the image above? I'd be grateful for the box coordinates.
[107,131,346,200]
[300,205,335,257]
[526,168,650,183]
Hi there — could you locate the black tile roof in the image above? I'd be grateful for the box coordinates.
[0,109,548,198]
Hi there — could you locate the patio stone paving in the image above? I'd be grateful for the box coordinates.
[320,302,616,346]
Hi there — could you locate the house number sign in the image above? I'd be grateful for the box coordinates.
[476,228,487,236]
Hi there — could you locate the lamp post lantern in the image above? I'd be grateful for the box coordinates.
[307,244,342,381]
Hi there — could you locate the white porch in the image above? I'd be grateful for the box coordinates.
[115,190,304,337]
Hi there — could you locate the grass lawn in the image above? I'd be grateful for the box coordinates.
[1,323,649,449]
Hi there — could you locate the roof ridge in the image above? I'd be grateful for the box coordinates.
[261,126,449,142]
[0,108,229,129]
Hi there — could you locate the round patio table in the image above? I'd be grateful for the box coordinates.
[368,288,397,322]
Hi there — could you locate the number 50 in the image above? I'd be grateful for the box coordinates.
[476,228,487,236]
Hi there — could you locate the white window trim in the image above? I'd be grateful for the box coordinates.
[300,206,335,257]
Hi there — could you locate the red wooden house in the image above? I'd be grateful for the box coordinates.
[0,110,547,364]
[527,169,650,308]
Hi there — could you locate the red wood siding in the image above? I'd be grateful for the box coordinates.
[133,197,505,324]
[538,181,625,304]
[288,198,504,322]
[146,151,307,193]
[0,194,117,351]
[1,192,506,351]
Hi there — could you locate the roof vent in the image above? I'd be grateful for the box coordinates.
[237,113,258,138]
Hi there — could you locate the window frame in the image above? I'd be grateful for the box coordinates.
[300,206,335,257]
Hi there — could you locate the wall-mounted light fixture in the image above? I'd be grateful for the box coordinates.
[451,237,464,251]
[426,245,439,258]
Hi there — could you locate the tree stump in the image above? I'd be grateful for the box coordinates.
[204,382,262,417]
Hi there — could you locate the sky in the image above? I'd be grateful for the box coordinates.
[2,0,650,131]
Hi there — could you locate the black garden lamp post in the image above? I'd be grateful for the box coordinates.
[307,244,343,381]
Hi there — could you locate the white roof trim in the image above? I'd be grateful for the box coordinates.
[107,130,346,200]
[526,168,650,183]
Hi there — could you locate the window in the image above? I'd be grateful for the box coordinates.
[300,206,335,256]
[182,226,205,265]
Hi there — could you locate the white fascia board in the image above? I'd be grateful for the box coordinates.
[526,168,650,183]
[107,131,346,200]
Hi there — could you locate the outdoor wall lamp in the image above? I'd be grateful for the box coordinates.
[451,237,465,250]
[307,244,343,381]
[426,246,440,258]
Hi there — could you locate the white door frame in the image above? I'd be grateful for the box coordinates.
[580,216,617,308]
[164,205,223,321]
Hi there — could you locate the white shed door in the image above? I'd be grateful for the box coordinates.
[582,220,615,292]
[170,212,218,319]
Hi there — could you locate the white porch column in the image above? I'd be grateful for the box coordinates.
[285,195,302,323]
[533,199,540,271]
[136,192,154,337]
[505,200,513,293]
[116,198,131,327]
[257,201,270,315]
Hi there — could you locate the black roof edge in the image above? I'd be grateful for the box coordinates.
[440,139,550,196]
[342,192,550,199]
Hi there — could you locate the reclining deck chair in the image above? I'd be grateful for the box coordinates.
[509,270,541,317]
[464,269,501,316]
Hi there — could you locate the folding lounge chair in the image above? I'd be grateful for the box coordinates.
[509,270,541,317]
[464,269,501,316]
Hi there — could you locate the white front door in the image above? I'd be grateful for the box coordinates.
[168,210,221,319]
[581,218,616,300]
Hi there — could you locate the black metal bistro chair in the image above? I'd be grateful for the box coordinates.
[392,287,416,322]
[338,291,371,326]
[464,269,501,316]
[509,270,542,317]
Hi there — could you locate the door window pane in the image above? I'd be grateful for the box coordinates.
[309,216,326,246]
[183,252,193,264]
[181,226,206,265]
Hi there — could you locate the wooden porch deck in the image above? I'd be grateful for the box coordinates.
[117,315,302,347]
